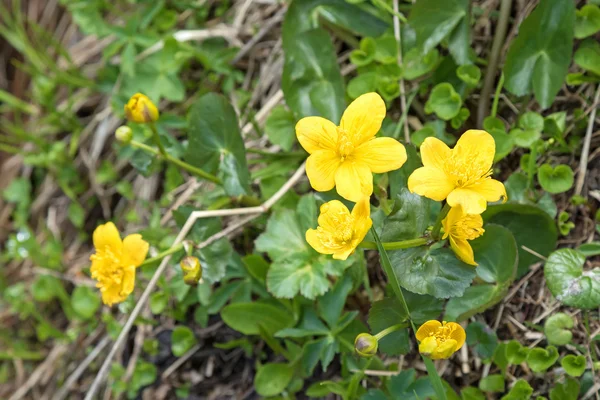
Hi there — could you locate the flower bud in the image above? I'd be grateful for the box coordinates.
[180,256,202,286]
[354,333,378,357]
[124,93,159,123]
[115,126,133,144]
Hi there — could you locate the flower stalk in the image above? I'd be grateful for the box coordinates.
[430,203,451,241]
[358,237,429,250]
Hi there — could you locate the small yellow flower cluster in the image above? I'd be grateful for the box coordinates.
[297,93,407,259]
[408,130,507,265]
[416,320,466,360]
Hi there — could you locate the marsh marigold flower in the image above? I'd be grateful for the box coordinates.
[306,197,372,260]
[408,130,506,214]
[416,320,466,360]
[442,205,484,266]
[296,93,407,202]
[124,93,159,123]
[89,222,149,306]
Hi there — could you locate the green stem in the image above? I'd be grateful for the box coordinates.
[359,237,429,250]
[526,143,538,189]
[431,203,451,241]
[491,73,505,118]
[130,140,222,185]
[140,243,185,267]
[148,122,168,158]
[374,323,409,340]
[372,0,407,22]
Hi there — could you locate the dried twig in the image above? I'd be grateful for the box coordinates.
[575,84,600,195]
[392,0,409,143]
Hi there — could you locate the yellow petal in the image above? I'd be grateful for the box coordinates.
[306,228,335,255]
[317,200,351,232]
[93,222,122,254]
[446,322,466,350]
[351,197,371,221]
[418,336,438,356]
[416,320,442,341]
[296,116,339,154]
[332,245,356,260]
[442,205,464,240]
[408,167,455,201]
[353,137,407,173]
[420,137,451,170]
[339,92,386,147]
[447,188,487,215]
[335,161,373,202]
[432,339,458,359]
[122,234,149,267]
[306,150,341,192]
[449,236,477,266]
[453,130,495,175]
[120,265,136,298]
[467,178,507,203]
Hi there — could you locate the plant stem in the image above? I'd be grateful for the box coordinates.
[374,323,409,340]
[139,243,185,267]
[130,140,222,184]
[359,237,428,250]
[148,121,168,158]
[526,143,538,189]
[431,203,451,240]
[491,73,504,118]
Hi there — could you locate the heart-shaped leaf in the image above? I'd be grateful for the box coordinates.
[254,363,294,397]
[403,48,440,80]
[500,380,533,400]
[538,163,575,194]
[381,188,430,242]
[526,346,559,372]
[425,83,462,120]
[519,111,545,132]
[574,39,600,76]
[265,106,296,151]
[479,374,504,393]
[457,65,481,86]
[467,322,498,361]
[509,128,540,148]
[561,355,587,377]
[347,72,378,99]
[350,37,377,67]
[549,377,579,400]
[544,249,600,309]
[544,312,574,345]
[505,340,529,364]
[575,4,600,39]
[171,326,197,357]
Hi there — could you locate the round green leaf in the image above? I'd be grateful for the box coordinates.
[561,355,587,377]
[350,37,376,66]
[519,111,544,132]
[537,163,574,194]
[544,249,600,309]
[374,35,398,64]
[425,83,462,120]
[457,65,481,86]
[544,312,574,345]
[479,374,504,393]
[221,302,295,335]
[483,204,558,278]
[265,106,296,151]
[389,246,476,299]
[575,5,600,39]
[574,39,600,76]
[501,380,533,400]
[403,48,439,80]
[171,326,197,357]
[150,291,168,314]
[254,363,294,397]
[71,286,101,320]
[368,297,410,355]
[490,129,514,162]
[549,377,579,400]
[509,128,540,148]
[466,322,498,361]
[32,275,62,303]
[526,346,559,373]
[347,73,377,99]
[505,340,529,364]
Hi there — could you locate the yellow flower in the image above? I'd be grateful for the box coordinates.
[296,93,407,202]
[306,197,372,260]
[416,320,466,360]
[124,93,159,123]
[408,130,507,214]
[442,205,484,266]
[89,222,149,306]
[180,256,202,286]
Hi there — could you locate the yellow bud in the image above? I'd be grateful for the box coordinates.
[354,333,378,357]
[180,256,202,286]
[124,93,159,123]
[115,126,133,144]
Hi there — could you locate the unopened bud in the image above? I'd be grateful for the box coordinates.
[180,256,202,286]
[354,333,378,357]
[124,93,159,123]
[115,126,133,144]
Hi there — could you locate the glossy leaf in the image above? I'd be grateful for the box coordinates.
[500,380,533,400]
[457,65,481,86]
[466,322,498,361]
[479,374,504,393]
[574,39,600,75]
[505,340,529,365]
[221,302,295,335]
[561,355,586,377]
[381,188,429,242]
[254,363,294,397]
[425,83,462,120]
[544,312,574,345]
[549,378,579,400]
[265,106,296,151]
[575,5,600,39]
[526,346,559,372]
[368,297,409,355]
[171,326,197,357]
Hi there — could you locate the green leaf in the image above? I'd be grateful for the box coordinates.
[490,129,514,162]
[381,188,429,242]
[509,128,541,148]
[505,340,529,364]
[575,5,600,39]
[282,28,345,122]
[467,322,498,361]
[578,242,600,257]
[544,312,574,345]
[409,0,470,64]
[456,65,481,86]
[503,0,575,108]
[171,326,197,357]
[566,72,600,85]
[350,37,377,66]
[150,291,168,314]
[403,48,440,80]
[368,297,410,355]
[500,380,533,400]
[526,346,559,372]
[389,246,476,299]
[318,275,353,328]
[519,111,545,132]
[374,35,399,64]
[451,107,470,129]
[221,301,294,335]
[461,387,485,400]
[384,369,437,399]
[128,361,157,397]
[425,83,462,120]
[32,275,62,303]
[67,202,85,228]
[184,93,250,196]
[410,120,456,147]
[544,249,600,309]
[347,72,378,99]
[574,39,600,75]
[265,106,296,151]
[71,286,101,320]
[561,355,586,377]
[549,378,579,400]
[255,208,308,260]
[483,204,558,278]
[479,374,504,393]
[254,363,294,397]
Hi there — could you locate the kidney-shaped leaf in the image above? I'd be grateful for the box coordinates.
[221,301,295,336]
[544,249,600,309]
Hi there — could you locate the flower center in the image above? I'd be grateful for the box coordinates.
[445,154,492,188]
[451,215,484,240]
[316,210,355,247]
[91,247,124,288]
[427,322,457,343]
[337,129,355,160]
